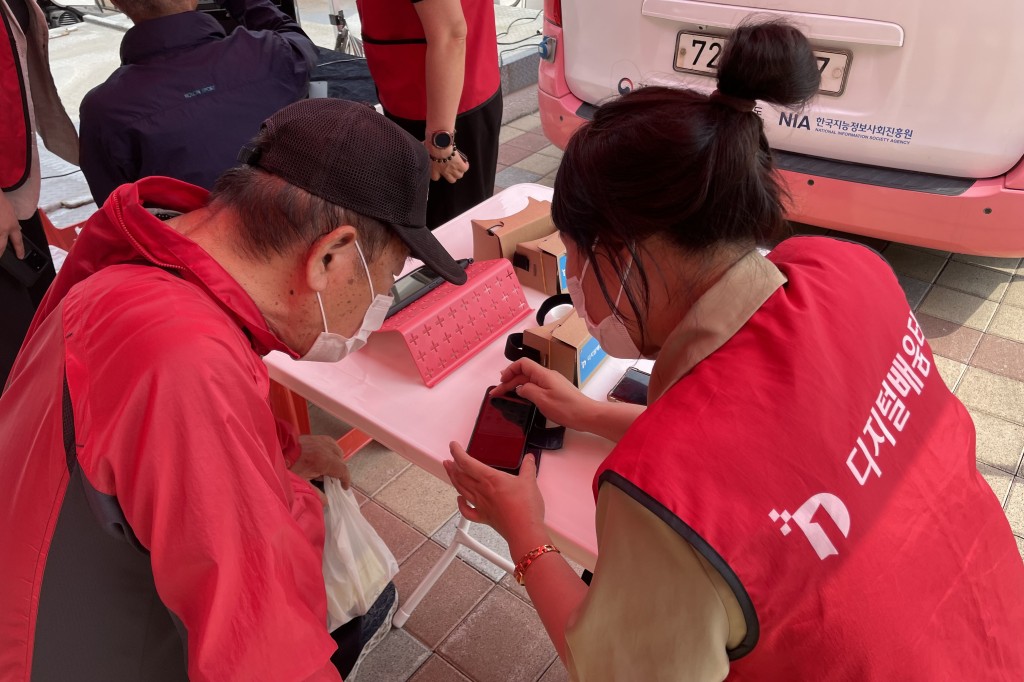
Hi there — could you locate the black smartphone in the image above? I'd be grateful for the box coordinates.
[387,257,472,319]
[1,233,51,288]
[607,367,651,406]
[467,386,538,475]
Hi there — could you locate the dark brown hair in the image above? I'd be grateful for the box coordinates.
[209,165,395,264]
[552,20,820,336]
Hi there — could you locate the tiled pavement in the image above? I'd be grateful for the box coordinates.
[310,413,569,682]
[324,113,1024,681]
[494,113,562,192]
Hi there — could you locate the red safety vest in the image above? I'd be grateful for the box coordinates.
[356,0,500,121]
[1,7,31,191]
[596,237,1024,680]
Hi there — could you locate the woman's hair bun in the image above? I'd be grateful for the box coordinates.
[716,19,820,108]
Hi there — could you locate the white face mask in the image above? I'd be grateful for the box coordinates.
[564,255,644,359]
[300,242,394,363]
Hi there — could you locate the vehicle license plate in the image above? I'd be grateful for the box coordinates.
[673,31,851,96]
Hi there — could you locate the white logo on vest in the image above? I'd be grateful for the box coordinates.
[770,493,851,560]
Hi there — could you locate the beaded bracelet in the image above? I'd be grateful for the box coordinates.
[430,146,459,164]
[513,544,560,586]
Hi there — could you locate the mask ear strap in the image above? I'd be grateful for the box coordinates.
[614,257,634,307]
[354,241,377,297]
[315,291,330,332]
[583,236,602,278]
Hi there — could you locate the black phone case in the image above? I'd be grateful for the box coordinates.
[1,234,49,288]
[467,387,539,476]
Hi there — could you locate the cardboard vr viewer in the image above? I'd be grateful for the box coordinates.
[471,198,567,296]
[513,232,567,297]
[523,307,607,388]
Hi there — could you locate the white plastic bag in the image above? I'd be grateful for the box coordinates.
[322,477,399,631]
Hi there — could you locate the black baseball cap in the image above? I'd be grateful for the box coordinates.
[237,99,467,285]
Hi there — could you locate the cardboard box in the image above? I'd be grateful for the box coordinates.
[523,309,607,387]
[471,197,555,262]
[513,232,567,295]
[521,315,561,367]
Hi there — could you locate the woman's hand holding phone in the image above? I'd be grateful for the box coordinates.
[444,442,549,557]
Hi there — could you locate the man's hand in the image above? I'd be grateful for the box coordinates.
[0,194,24,259]
[291,435,351,488]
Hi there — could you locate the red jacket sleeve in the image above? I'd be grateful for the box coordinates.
[277,416,303,468]
[68,292,340,682]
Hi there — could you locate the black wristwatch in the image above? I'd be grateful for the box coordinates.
[429,130,455,150]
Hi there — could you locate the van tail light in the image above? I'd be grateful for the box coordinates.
[544,0,561,27]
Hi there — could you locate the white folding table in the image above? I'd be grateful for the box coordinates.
[265,184,650,626]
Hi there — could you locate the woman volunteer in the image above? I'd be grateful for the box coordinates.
[356,0,500,229]
[444,21,1024,681]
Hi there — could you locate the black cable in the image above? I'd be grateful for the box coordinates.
[499,44,540,64]
[497,32,542,46]
[497,11,540,38]
[40,169,82,180]
[495,10,542,40]
[316,57,367,66]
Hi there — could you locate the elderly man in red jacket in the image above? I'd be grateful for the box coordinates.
[0,99,466,682]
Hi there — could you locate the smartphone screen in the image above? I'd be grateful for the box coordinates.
[387,258,472,319]
[391,265,439,306]
[607,367,651,406]
[467,387,537,472]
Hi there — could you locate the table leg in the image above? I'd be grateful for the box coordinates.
[393,516,515,628]
[336,428,374,460]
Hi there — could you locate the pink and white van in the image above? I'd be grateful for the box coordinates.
[537,0,1024,257]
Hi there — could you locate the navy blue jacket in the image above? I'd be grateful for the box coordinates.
[79,0,316,205]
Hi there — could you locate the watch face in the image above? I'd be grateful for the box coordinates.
[432,131,453,149]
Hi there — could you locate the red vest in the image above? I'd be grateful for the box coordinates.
[1,8,31,191]
[597,237,1024,680]
[356,0,500,121]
